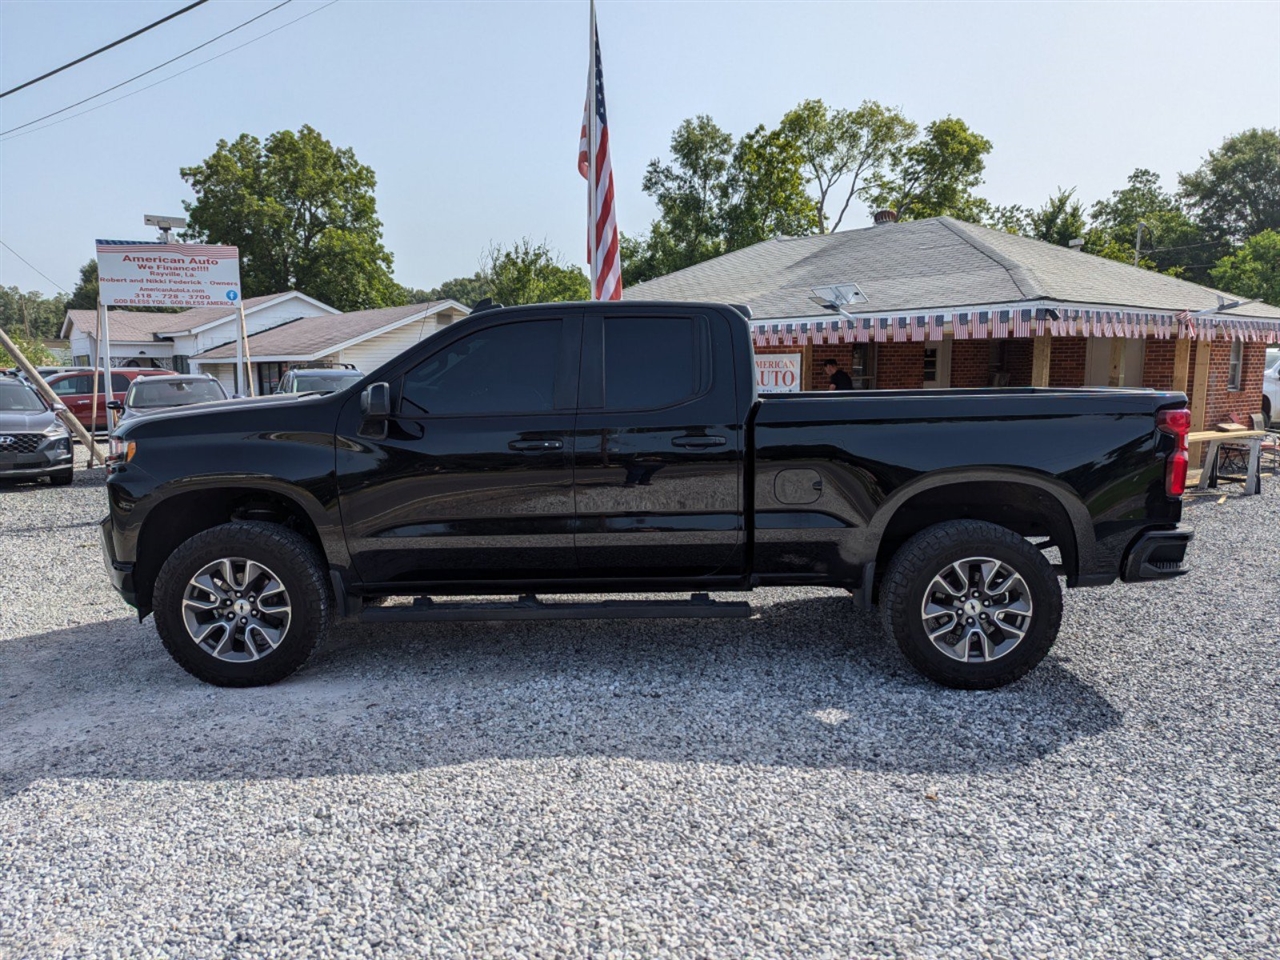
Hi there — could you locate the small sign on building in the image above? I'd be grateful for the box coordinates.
[755,353,802,392]
[95,240,241,308]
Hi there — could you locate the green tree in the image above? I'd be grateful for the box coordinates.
[406,272,493,308]
[483,239,589,306]
[1028,188,1086,246]
[67,260,98,311]
[1085,168,1207,277]
[180,125,404,311]
[640,115,735,274]
[869,117,993,221]
[1210,229,1280,306]
[778,99,915,232]
[0,287,69,340]
[1179,128,1280,245]
[0,329,56,367]
[722,123,819,249]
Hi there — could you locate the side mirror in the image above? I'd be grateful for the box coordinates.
[361,382,391,419]
[51,401,68,414]
[106,400,123,411]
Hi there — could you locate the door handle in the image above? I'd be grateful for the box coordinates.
[508,439,563,451]
[671,435,727,448]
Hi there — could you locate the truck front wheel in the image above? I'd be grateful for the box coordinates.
[152,521,331,687]
[880,520,1063,689]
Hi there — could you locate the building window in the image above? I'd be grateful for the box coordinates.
[73,355,90,367]
[849,344,874,389]
[258,362,286,395]
[1228,340,1243,391]
[172,355,190,374]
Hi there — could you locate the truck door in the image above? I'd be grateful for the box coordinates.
[336,311,581,586]
[572,308,745,579]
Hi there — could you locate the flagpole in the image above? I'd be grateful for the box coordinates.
[587,0,599,300]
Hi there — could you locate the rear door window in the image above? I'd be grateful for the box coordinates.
[111,373,132,392]
[52,375,92,395]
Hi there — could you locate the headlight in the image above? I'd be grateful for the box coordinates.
[107,437,136,463]
[42,421,69,437]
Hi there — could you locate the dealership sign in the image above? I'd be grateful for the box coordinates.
[755,353,801,392]
[95,240,241,308]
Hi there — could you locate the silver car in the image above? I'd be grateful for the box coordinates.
[0,378,74,486]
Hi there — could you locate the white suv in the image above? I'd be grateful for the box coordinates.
[1264,348,1279,426]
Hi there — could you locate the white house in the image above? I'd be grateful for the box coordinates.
[60,290,338,375]
[189,300,470,394]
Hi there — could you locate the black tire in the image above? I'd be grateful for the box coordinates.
[880,520,1063,690]
[48,468,73,487]
[153,521,330,687]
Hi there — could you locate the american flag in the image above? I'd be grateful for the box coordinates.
[578,1,621,301]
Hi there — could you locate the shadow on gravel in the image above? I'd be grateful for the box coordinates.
[0,597,1120,800]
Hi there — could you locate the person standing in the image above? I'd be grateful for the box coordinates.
[824,358,853,391]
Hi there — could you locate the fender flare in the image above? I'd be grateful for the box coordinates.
[864,467,1096,580]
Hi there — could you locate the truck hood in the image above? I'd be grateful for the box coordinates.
[114,390,339,433]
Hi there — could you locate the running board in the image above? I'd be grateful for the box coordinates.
[358,592,753,623]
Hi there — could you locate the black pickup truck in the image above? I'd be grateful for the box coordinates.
[101,301,1193,690]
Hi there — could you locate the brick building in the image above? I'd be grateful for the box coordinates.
[626,216,1280,455]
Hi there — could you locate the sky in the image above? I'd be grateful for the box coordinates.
[1,0,1278,299]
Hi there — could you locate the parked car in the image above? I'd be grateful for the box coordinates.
[108,374,228,426]
[275,363,364,395]
[1263,349,1279,426]
[0,377,73,485]
[103,301,1195,691]
[45,368,174,431]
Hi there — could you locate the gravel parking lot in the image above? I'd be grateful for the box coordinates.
[1,451,1277,959]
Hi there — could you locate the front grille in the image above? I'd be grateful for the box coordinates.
[0,433,42,455]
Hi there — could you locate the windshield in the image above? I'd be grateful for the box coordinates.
[127,378,226,409]
[1267,352,1280,373]
[0,381,47,413]
[291,372,361,393]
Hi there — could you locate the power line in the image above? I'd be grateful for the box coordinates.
[0,0,294,137]
[1,0,339,144]
[0,240,71,293]
[0,0,211,99]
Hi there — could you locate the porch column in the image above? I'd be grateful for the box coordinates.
[1031,334,1051,387]
[1188,340,1212,464]
[1172,336,1191,393]
[1108,337,1126,387]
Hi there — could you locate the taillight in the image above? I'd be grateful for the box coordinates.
[1157,408,1191,497]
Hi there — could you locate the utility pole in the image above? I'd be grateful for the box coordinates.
[1133,221,1148,267]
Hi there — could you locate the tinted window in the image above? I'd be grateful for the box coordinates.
[401,320,560,416]
[292,372,362,394]
[128,379,226,408]
[603,316,700,410]
[111,373,132,392]
[52,375,92,395]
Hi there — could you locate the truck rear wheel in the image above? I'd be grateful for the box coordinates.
[152,521,330,687]
[880,520,1062,689]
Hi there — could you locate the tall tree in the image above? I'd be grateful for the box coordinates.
[640,115,735,274]
[406,272,492,308]
[779,99,915,232]
[1210,229,1280,307]
[0,287,69,340]
[180,125,403,311]
[1085,168,1206,277]
[869,117,993,221]
[722,123,819,250]
[1179,128,1280,245]
[483,239,589,306]
[1028,188,1087,247]
[67,260,99,311]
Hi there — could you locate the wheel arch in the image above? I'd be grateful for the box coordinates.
[132,481,333,616]
[867,470,1095,588]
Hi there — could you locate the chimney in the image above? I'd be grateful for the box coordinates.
[872,209,899,226]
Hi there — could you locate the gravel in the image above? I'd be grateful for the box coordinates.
[1,449,1277,959]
